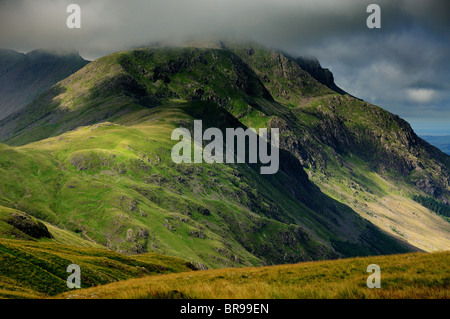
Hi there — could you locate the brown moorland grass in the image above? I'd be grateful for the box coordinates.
[57,251,450,299]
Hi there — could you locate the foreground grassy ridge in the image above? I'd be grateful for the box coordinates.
[0,239,195,298]
[58,251,450,299]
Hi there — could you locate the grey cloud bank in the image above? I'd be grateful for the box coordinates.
[0,0,449,134]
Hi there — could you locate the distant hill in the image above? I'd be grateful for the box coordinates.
[0,49,89,120]
[421,135,450,155]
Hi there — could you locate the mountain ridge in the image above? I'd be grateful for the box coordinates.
[0,42,448,267]
[0,48,89,120]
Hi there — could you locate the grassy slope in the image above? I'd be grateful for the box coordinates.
[0,205,102,247]
[0,45,446,264]
[1,100,409,270]
[57,251,450,299]
[0,43,447,299]
[0,238,196,299]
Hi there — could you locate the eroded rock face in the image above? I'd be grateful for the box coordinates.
[266,90,449,202]
[295,57,347,95]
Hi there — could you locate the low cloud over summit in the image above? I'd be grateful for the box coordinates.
[1,0,449,133]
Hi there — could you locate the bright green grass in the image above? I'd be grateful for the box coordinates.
[0,100,410,270]
[0,103,333,268]
[1,44,442,274]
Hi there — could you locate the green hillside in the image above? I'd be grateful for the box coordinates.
[0,238,196,298]
[0,99,410,269]
[0,42,448,274]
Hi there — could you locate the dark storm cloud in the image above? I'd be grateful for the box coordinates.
[0,0,449,134]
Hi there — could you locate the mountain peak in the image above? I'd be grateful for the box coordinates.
[0,48,89,120]
[26,48,84,59]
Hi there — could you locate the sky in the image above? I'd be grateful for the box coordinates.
[0,0,449,135]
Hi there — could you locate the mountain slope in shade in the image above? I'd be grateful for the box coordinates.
[0,49,89,120]
[0,42,448,265]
